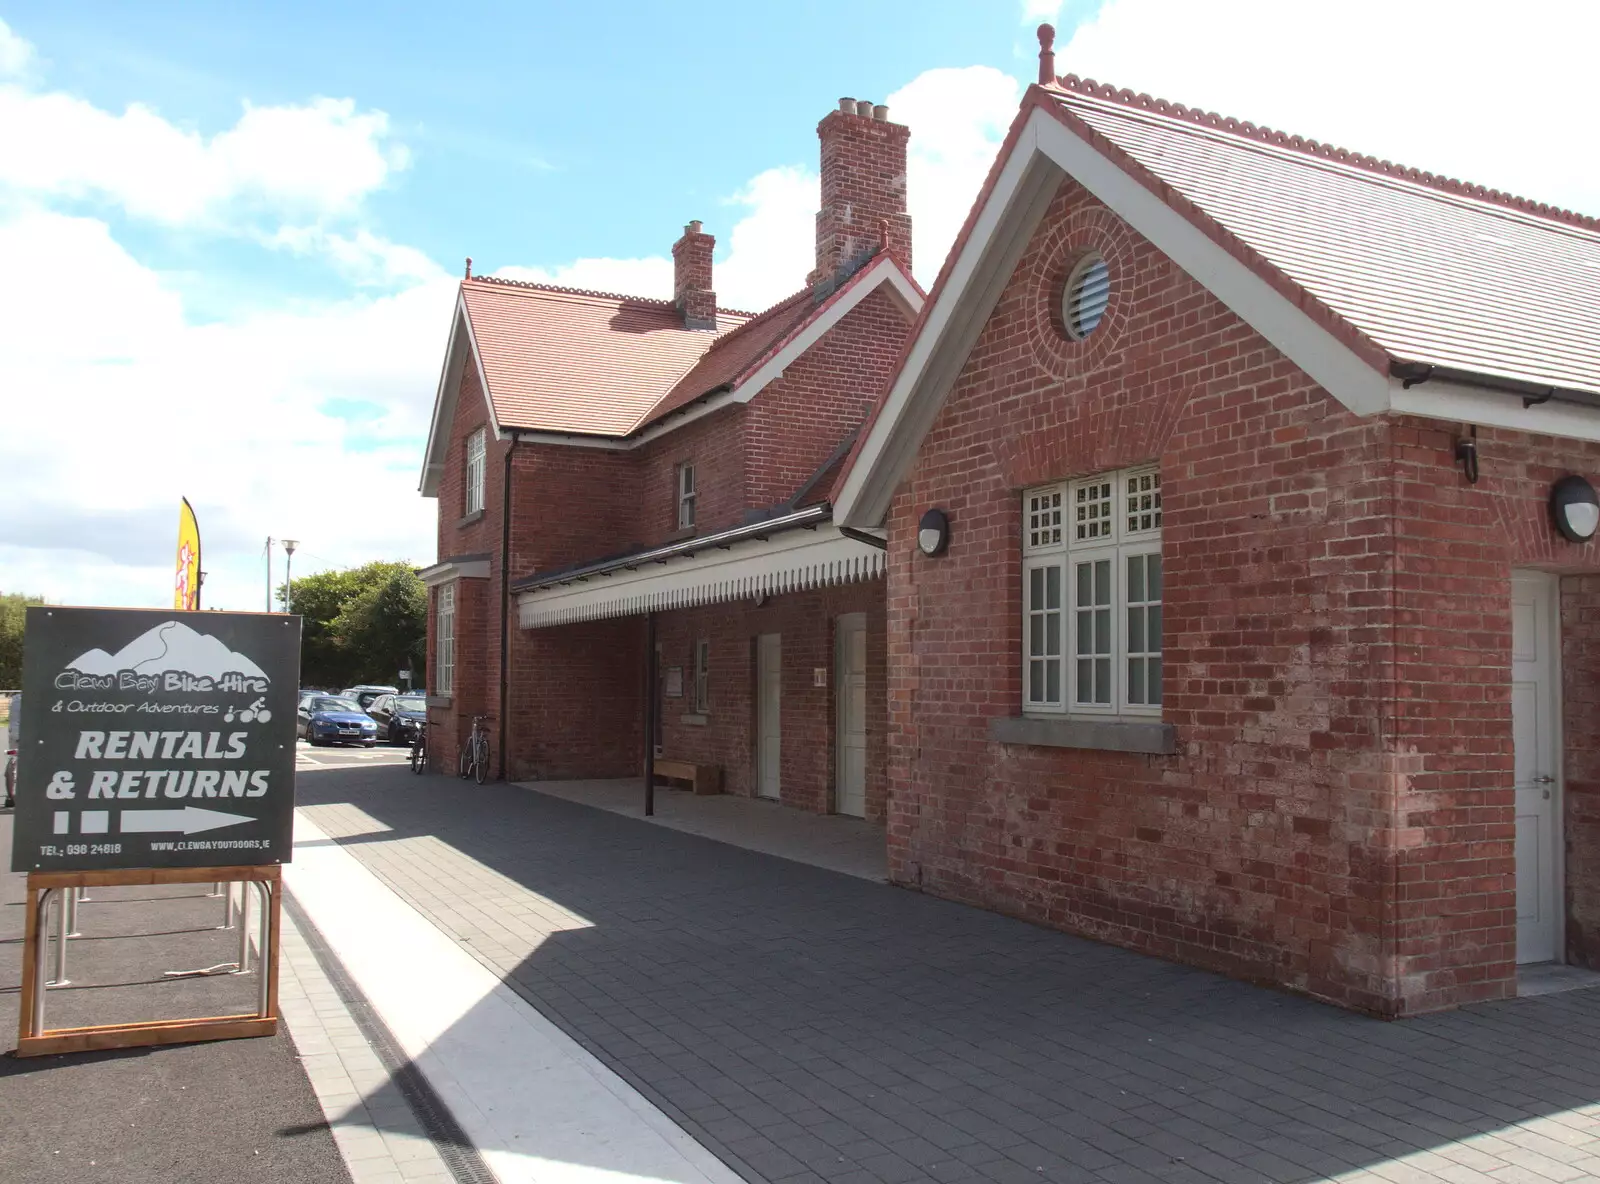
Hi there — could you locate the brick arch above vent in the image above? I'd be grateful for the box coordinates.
[1022,191,1140,380]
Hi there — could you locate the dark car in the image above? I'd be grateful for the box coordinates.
[342,685,399,711]
[298,695,378,748]
[366,693,427,745]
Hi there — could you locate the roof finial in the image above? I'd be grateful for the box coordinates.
[464,256,473,280]
[1037,24,1056,86]
[879,217,891,252]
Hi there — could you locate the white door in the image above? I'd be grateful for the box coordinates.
[836,614,867,817]
[756,633,781,800]
[1512,571,1561,965]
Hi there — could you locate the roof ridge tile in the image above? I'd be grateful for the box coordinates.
[1050,74,1600,234]
[466,274,756,320]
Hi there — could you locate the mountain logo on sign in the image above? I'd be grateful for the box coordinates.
[56,620,270,694]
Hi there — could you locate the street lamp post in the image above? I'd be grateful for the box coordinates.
[282,539,299,613]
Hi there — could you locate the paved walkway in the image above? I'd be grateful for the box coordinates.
[519,778,888,881]
[295,765,1600,1184]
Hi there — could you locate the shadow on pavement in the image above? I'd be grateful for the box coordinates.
[289,762,1600,1184]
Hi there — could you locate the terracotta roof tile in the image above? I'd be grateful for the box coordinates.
[461,277,750,437]
[637,289,817,429]
[1042,77,1600,397]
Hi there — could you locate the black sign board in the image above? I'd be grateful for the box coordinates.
[12,606,301,872]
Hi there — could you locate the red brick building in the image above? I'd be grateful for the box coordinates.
[830,31,1600,1015]
[419,98,922,820]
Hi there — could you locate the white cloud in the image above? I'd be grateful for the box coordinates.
[495,257,674,302]
[0,87,406,226]
[1062,0,1600,218]
[713,166,819,311]
[0,17,33,78]
[1020,0,1062,21]
[0,207,454,610]
[270,225,448,288]
[890,67,1023,287]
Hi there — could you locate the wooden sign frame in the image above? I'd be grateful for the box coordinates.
[15,864,281,1058]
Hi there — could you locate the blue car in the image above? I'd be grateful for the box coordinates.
[298,694,378,748]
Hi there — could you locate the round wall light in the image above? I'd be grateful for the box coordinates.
[1551,475,1600,543]
[917,509,950,557]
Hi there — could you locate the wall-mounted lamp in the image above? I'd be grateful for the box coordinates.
[1551,476,1599,543]
[917,509,950,557]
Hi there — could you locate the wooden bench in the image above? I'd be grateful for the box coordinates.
[653,758,723,796]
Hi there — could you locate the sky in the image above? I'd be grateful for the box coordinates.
[1,0,1596,611]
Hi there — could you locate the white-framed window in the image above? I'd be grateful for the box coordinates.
[465,428,487,516]
[693,638,710,713]
[1022,467,1161,717]
[677,462,697,530]
[435,583,456,696]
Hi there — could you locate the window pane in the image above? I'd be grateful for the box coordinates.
[1046,662,1060,702]
[1095,659,1111,703]
[1148,604,1162,649]
[1045,611,1060,657]
[1128,605,1144,653]
[1077,658,1092,701]
[1030,661,1044,702]
[1128,658,1145,704]
[1094,608,1110,654]
[1077,562,1091,606]
[1127,554,1144,602]
[1030,614,1044,655]
[1150,656,1162,704]
[1030,566,1044,604]
[1046,565,1061,610]
[1094,559,1110,605]
[1147,554,1162,600]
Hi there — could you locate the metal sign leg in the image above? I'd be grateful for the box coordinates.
[256,882,272,1017]
[235,881,253,974]
[46,888,70,987]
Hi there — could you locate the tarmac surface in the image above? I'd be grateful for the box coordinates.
[0,799,351,1182]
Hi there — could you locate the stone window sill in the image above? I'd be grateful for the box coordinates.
[426,695,452,709]
[456,509,485,528]
[680,713,709,726]
[989,715,1175,755]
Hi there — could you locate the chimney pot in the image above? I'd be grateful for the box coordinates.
[855,99,874,117]
[873,104,889,122]
[686,219,703,235]
[838,96,855,113]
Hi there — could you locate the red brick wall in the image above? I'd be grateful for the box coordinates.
[746,287,910,509]
[884,176,1600,1015]
[505,616,645,781]
[649,579,887,817]
[634,407,747,539]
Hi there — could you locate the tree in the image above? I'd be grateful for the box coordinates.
[0,592,46,687]
[333,564,427,687]
[278,562,425,689]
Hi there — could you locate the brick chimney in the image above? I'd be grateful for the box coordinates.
[808,97,912,289]
[673,220,717,330]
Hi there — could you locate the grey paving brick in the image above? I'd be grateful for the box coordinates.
[298,781,1600,1184]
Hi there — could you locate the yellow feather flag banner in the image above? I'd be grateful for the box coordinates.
[174,497,202,610]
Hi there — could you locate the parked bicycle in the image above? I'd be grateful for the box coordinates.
[409,721,432,775]
[458,715,492,785]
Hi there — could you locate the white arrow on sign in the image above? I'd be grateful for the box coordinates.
[119,807,255,835]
